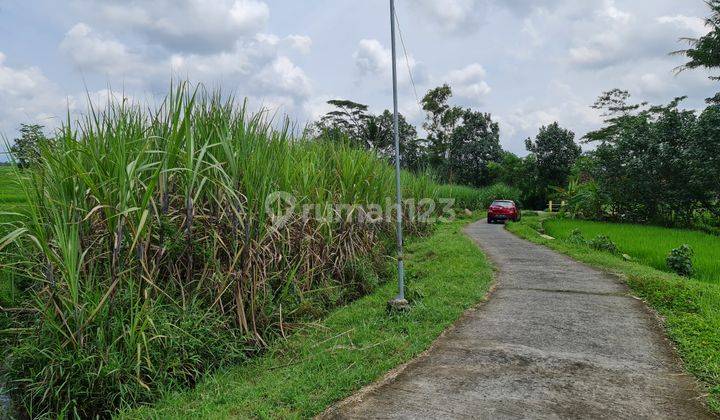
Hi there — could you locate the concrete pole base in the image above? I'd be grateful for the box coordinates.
[387,297,410,312]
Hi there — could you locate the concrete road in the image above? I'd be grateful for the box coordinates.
[323,220,712,419]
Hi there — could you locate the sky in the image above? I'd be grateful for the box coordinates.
[0,0,715,157]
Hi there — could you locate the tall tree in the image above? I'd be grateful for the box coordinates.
[310,99,425,170]
[446,110,502,187]
[421,84,463,173]
[310,99,376,148]
[375,110,423,170]
[525,122,581,191]
[584,92,704,223]
[10,124,49,169]
[673,0,720,103]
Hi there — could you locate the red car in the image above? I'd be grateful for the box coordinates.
[487,200,521,223]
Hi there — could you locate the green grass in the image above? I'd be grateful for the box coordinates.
[507,216,720,413]
[0,166,24,206]
[543,218,720,283]
[119,217,493,419]
[0,165,25,307]
[435,183,521,210]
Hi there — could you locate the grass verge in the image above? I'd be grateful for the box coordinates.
[507,216,720,413]
[119,216,493,419]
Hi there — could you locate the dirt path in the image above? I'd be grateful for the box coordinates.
[323,220,712,419]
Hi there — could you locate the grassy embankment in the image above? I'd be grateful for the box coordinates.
[120,217,492,418]
[507,215,720,412]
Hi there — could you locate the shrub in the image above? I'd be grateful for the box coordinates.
[566,229,587,246]
[2,83,445,417]
[667,244,694,277]
[589,234,619,254]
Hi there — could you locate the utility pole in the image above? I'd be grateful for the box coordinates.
[388,0,409,311]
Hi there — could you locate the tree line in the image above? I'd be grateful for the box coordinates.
[307,84,580,210]
[559,0,720,229]
[9,1,720,229]
[305,0,720,230]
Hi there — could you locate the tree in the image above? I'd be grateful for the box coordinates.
[10,124,49,169]
[673,0,720,103]
[525,122,581,191]
[685,104,720,218]
[487,152,546,208]
[584,91,702,223]
[374,110,420,166]
[488,151,523,186]
[310,99,425,170]
[310,99,376,148]
[421,84,464,174]
[446,110,502,187]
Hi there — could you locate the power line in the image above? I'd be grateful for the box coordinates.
[393,6,422,109]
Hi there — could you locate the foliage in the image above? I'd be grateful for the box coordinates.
[589,234,619,254]
[421,84,464,173]
[673,0,720,103]
[0,83,453,418]
[566,228,587,246]
[119,218,493,419]
[445,110,503,187]
[582,90,720,225]
[487,151,523,185]
[420,85,502,187]
[8,124,50,169]
[307,86,577,210]
[308,100,421,169]
[554,177,607,220]
[667,244,695,277]
[524,122,581,204]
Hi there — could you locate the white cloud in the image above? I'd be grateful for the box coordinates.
[444,63,491,103]
[657,15,709,37]
[413,0,486,34]
[637,73,669,96]
[60,23,146,78]
[0,52,68,144]
[57,16,315,116]
[353,39,418,85]
[86,0,270,53]
[354,39,392,78]
[598,0,632,24]
[564,2,702,69]
[568,46,607,66]
[285,35,312,54]
[254,56,312,98]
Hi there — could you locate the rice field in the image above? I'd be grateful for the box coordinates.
[544,218,720,283]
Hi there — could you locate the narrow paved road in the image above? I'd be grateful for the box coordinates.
[324,220,712,419]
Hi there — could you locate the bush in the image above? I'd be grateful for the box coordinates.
[667,244,694,277]
[566,229,587,246]
[589,234,619,254]
[2,83,445,418]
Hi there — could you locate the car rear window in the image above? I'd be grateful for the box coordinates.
[491,201,514,208]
